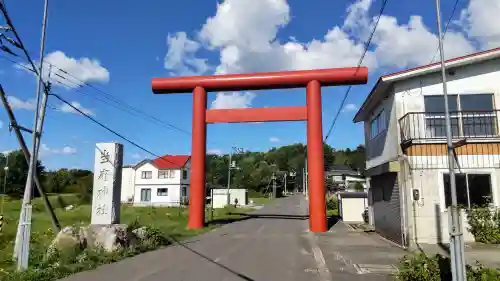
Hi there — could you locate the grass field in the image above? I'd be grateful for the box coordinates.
[0,194,251,273]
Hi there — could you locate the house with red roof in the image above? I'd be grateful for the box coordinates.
[120,154,191,207]
[353,47,500,248]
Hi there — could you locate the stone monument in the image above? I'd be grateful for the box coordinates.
[91,142,123,225]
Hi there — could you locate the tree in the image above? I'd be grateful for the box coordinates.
[0,150,45,197]
[204,143,366,195]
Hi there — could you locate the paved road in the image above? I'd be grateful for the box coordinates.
[61,195,328,281]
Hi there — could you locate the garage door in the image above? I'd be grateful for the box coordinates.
[370,172,404,245]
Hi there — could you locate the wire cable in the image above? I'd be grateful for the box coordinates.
[429,0,460,64]
[49,92,180,165]
[324,0,389,141]
[0,53,193,137]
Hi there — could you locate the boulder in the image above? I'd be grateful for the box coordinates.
[49,226,83,252]
[132,226,148,240]
[49,224,136,253]
[65,205,74,211]
[81,224,133,252]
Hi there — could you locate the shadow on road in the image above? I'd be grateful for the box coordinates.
[327,215,340,229]
[218,212,342,229]
[207,215,251,226]
[165,233,255,281]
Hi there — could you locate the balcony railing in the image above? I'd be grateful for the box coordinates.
[399,110,500,144]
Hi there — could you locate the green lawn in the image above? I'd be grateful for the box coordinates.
[0,194,250,273]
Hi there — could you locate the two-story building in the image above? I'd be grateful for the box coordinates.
[120,155,190,207]
[354,47,500,248]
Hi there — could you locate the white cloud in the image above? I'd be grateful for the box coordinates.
[196,0,376,75]
[165,32,209,76]
[131,153,141,159]
[269,137,281,142]
[371,15,474,68]
[45,51,110,88]
[7,96,36,110]
[40,144,77,156]
[60,101,95,116]
[207,149,223,155]
[167,0,500,83]
[343,103,358,112]
[17,51,110,89]
[459,0,500,49]
[211,91,255,109]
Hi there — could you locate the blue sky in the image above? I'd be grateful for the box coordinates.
[0,0,497,170]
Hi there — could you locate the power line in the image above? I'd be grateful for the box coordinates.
[44,61,193,136]
[429,0,460,64]
[324,0,389,141]
[49,92,180,166]
[0,53,193,137]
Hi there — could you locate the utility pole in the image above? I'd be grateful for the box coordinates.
[15,0,50,271]
[283,173,287,195]
[435,0,466,280]
[304,153,308,196]
[0,86,60,232]
[226,146,242,205]
[227,148,233,206]
[271,173,277,199]
[1,154,8,233]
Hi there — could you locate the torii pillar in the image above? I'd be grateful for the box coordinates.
[152,67,368,232]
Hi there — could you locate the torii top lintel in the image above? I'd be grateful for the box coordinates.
[151,67,368,94]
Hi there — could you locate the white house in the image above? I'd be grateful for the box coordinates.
[354,47,500,248]
[120,155,191,207]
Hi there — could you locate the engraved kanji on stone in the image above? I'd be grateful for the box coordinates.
[98,168,110,181]
[95,204,108,215]
[96,186,109,199]
[100,149,110,164]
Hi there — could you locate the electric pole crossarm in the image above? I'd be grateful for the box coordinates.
[9,124,33,134]
[0,85,60,232]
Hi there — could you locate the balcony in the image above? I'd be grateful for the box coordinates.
[399,110,500,147]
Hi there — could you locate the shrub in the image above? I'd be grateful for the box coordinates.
[397,253,500,281]
[466,207,500,244]
[0,226,171,281]
[326,196,338,211]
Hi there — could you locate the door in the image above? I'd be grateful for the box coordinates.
[140,188,151,202]
[370,172,403,245]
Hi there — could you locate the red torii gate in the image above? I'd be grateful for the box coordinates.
[151,67,368,232]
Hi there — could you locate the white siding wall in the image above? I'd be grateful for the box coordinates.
[211,189,248,208]
[132,162,190,206]
[407,170,475,243]
[365,93,400,169]
[339,197,368,222]
[395,58,500,116]
[133,184,183,207]
[135,163,181,185]
[120,167,135,203]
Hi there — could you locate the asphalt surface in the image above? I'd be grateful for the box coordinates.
[60,195,327,281]
[60,195,404,281]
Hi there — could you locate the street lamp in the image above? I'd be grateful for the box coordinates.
[227,146,243,205]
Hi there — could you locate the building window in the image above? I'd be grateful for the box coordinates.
[157,188,168,196]
[370,110,387,139]
[169,170,176,178]
[158,171,168,179]
[140,188,151,201]
[141,171,152,179]
[424,94,495,138]
[443,173,493,208]
[182,170,188,180]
